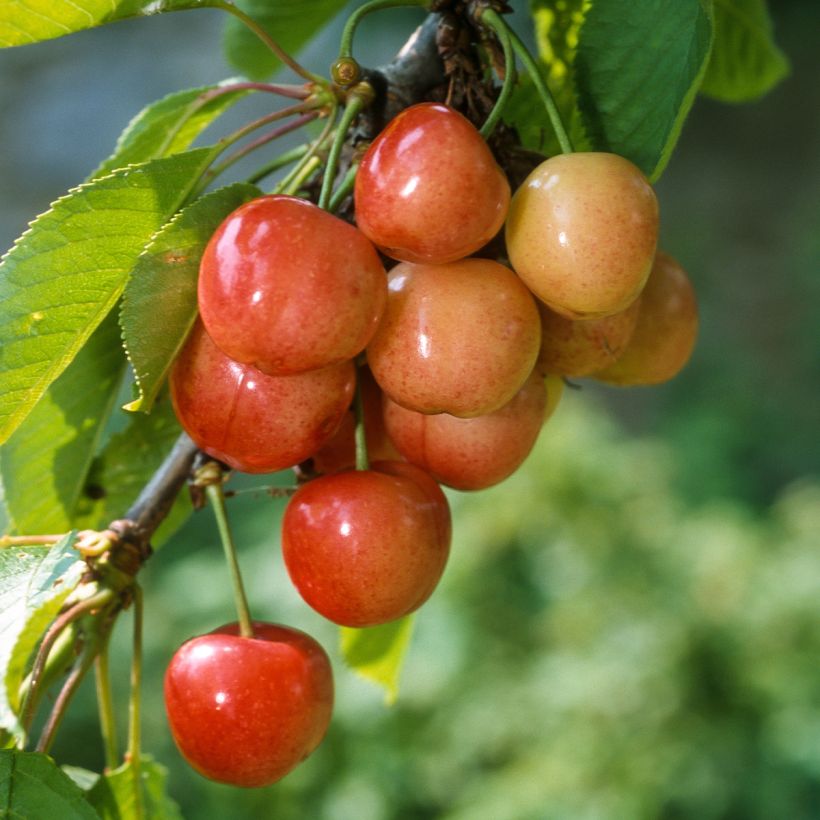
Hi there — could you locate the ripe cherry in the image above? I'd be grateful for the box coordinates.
[536,297,641,378]
[170,322,355,473]
[595,251,698,385]
[354,103,510,264]
[366,258,541,417]
[282,461,451,627]
[506,152,659,319]
[383,369,554,491]
[198,195,386,376]
[164,621,333,788]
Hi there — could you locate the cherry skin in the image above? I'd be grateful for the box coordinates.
[311,367,401,475]
[594,251,698,385]
[536,296,641,377]
[505,152,659,319]
[366,258,542,417]
[282,461,451,627]
[198,195,386,376]
[164,621,333,788]
[354,102,511,264]
[383,369,553,491]
[170,322,355,473]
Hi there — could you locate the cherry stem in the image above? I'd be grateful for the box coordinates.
[95,638,119,771]
[206,111,319,183]
[246,144,310,185]
[0,534,63,548]
[205,480,254,639]
[478,8,516,139]
[354,374,370,472]
[218,101,316,157]
[501,17,573,154]
[318,86,372,210]
[338,0,431,64]
[35,645,98,755]
[208,0,324,84]
[281,156,322,196]
[126,585,144,818]
[328,161,360,212]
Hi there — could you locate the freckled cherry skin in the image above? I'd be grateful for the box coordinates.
[536,296,641,377]
[366,258,541,417]
[594,251,698,386]
[383,369,553,491]
[170,322,355,473]
[312,367,401,474]
[164,621,333,788]
[198,195,386,376]
[282,461,451,627]
[505,152,659,319]
[354,103,511,264]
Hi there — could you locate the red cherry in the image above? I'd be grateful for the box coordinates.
[282,462,451,627]
[354,103,511,264]
[164,621,333,788]
[383,369,550,491]
[366,258,541,417]
[170,322,355,473]
[198,195,386,376]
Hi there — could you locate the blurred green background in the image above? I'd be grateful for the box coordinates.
[2,1,819,817]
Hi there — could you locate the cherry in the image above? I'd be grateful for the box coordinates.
[311,366,401,475]
[164,621,333,788]
[170,322,355,473]
[594,251,698,385]
[383,369,553,491]
[281,461,451,627]
[536,297,641,377]
[354,102,510,264]
[366,258,541,417]
[505,152,659,319]
[198,195,386,376]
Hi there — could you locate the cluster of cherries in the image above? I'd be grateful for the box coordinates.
[163,102,698,788]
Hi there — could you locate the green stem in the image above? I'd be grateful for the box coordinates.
[0,534,62,547]
[208,0,324,84]
[338,0,431,62]
[478,9,517,139]
[205,482,254,638]
[354,374,370,472]
[95,639,119,771]
[318,87,371,210]
[281,156,322,196]
[328,161,359,212]
[127,585,144,820]
[273,101,338,194]
[247,144,310,185]
[503,19,573,153]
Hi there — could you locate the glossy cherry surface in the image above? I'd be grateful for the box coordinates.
[595,251,698,385]
[198,195,386,376]
[164,621,333,788]
[366,258,541,417]
[354,103,510,264]
[170,322,355,473]
[536,297,641,377]
[383,369,551,491]
[282,461,451,627]
[506,152,659,318]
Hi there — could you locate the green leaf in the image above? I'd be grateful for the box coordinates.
[225,0,348,80]
[121,183,261,413]
[91,82,252,180]
[0,147,216,446]
[700,0,789,102]
[0,0,217,48]
[0,751,98,819]
[75,397,192,549]
[61,765,102,792]
[0,534,84,741]
[340,616,415,704]
[504,0,590,157]
[0,313,126,535]
[574,0,714,181]
[87,755,182,820]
